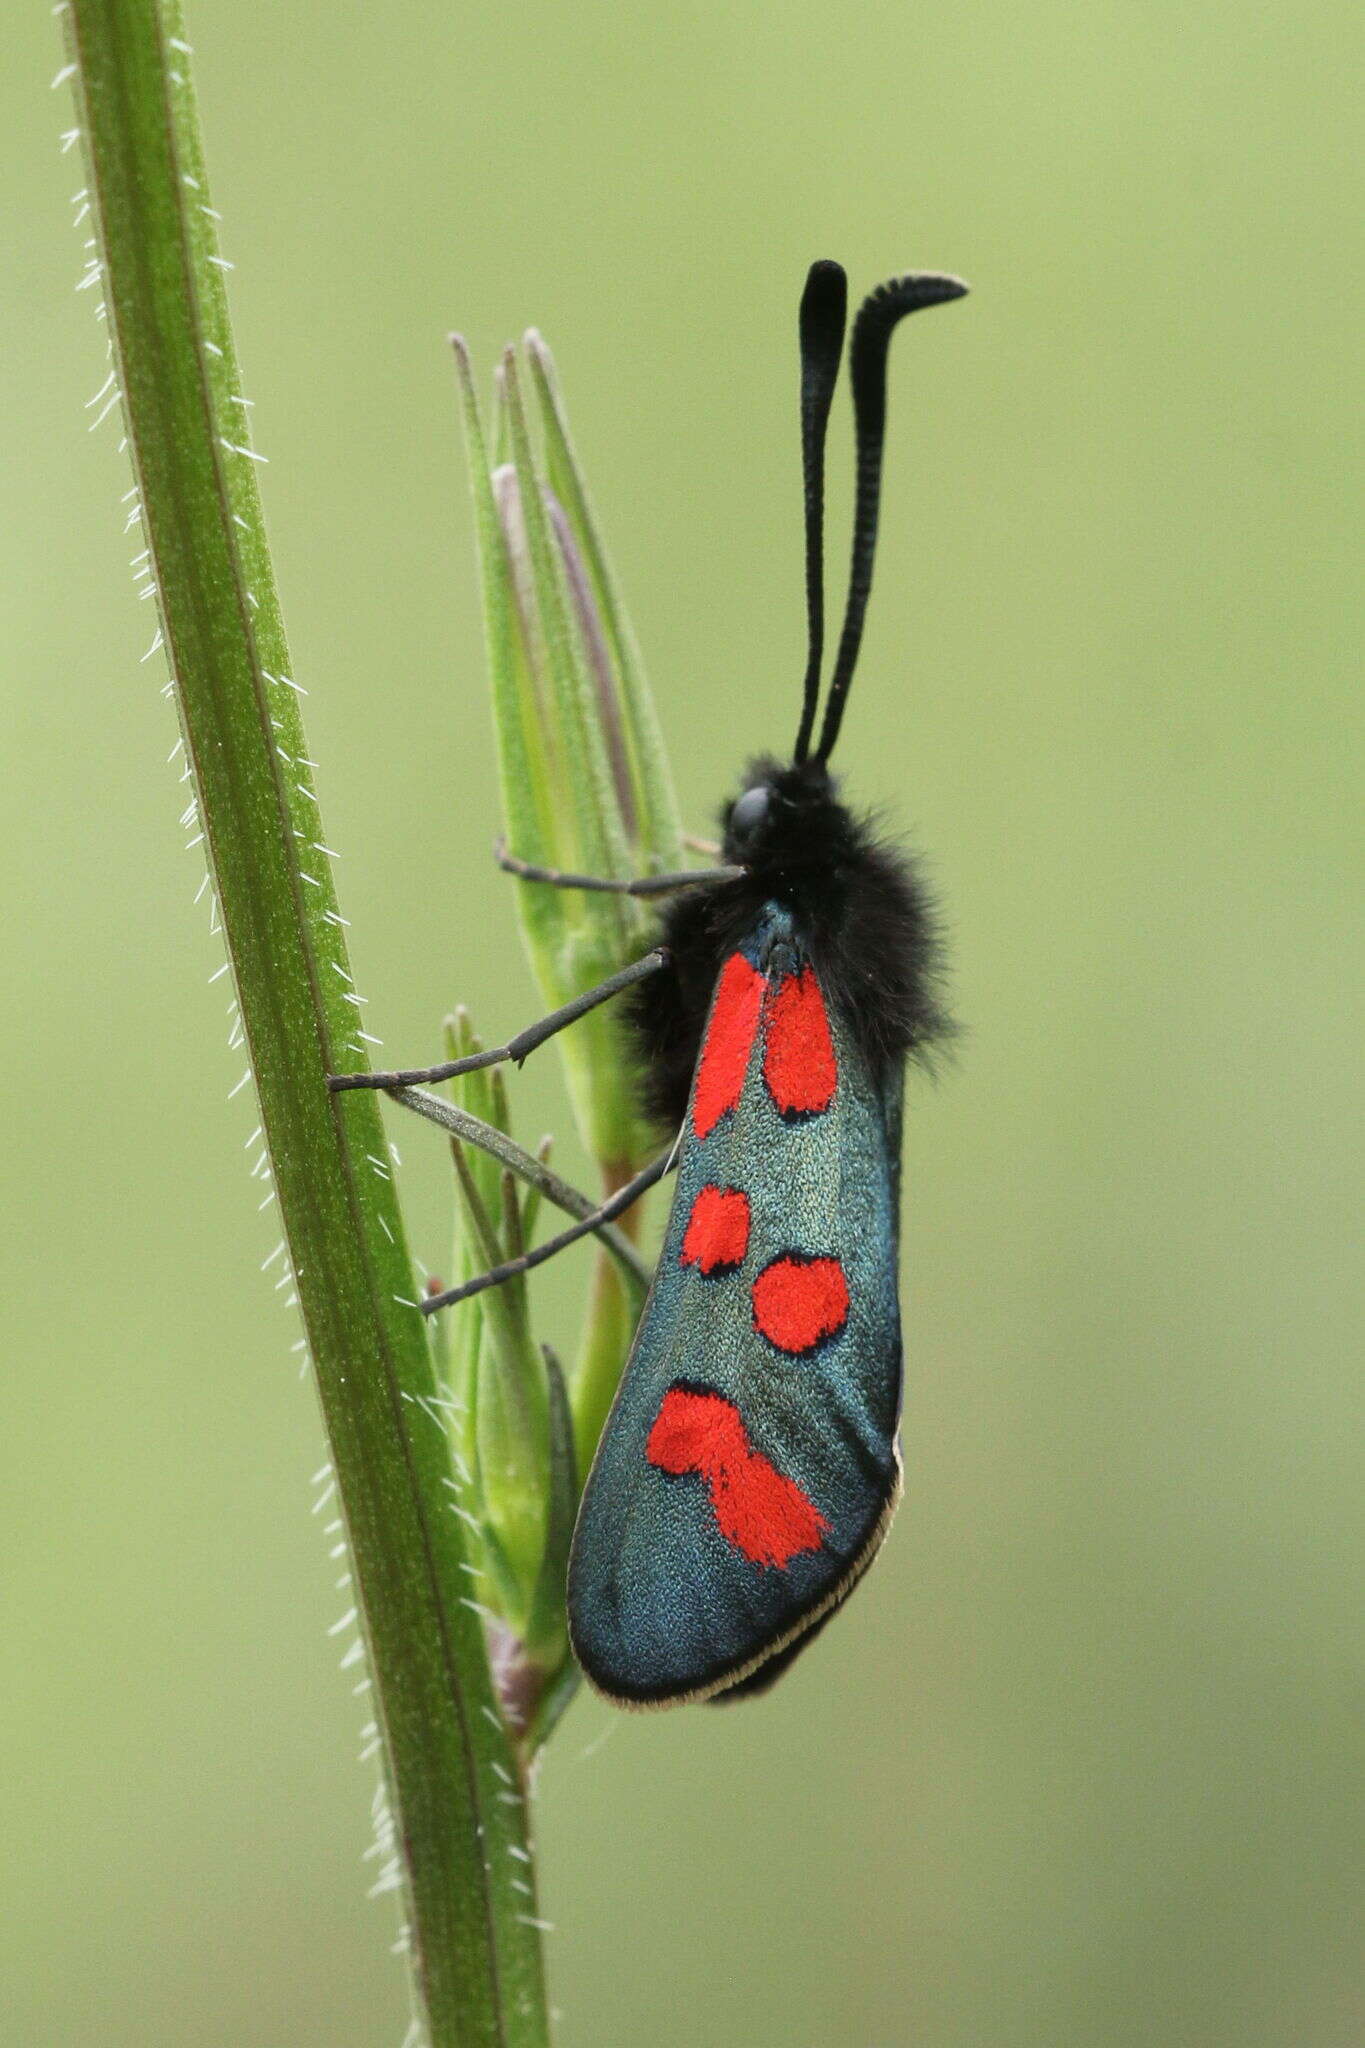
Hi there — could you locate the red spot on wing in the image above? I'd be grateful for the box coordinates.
[752,1255,850,1354]
[646,1386,829,1568]
[692,953,766,1138]
[680,1185,751,1274]
[763,966,837,1117]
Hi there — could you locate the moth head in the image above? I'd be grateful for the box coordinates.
[721,755,838,869]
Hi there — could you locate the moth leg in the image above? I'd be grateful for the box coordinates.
[390,1084,653,1292]
[327,947,669,1094]
[681,831,722,858]
[495,837,743,897]
[422,1142,678,1314]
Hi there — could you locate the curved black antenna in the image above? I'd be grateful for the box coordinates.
[814,270,969,764]
[791,260,848,765]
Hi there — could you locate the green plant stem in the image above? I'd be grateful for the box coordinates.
[574,1233,647,1489]
[62,3,549,2041]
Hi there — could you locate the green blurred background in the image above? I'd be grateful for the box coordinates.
[4,1,1360,2042]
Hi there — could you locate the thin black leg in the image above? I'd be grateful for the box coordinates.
[387,1083,653,1291]
[495,837,744,897]
[422,1144,677,1314]
[328,947,669,1093]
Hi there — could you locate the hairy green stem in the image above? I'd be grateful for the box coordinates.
[62,2,550,2041]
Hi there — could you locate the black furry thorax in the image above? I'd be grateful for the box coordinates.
[629,755,951,1131]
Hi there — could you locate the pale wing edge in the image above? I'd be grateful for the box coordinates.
[571,1446,902,1712]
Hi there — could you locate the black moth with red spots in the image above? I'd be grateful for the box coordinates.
[567,260,966,1706]
[329,262,966,1707]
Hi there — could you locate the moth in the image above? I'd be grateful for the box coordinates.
[333,259,966,1708]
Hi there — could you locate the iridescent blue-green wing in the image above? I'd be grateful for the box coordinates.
[567,904,904,1707]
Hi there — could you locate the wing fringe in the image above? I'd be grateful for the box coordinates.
[570,1448,903,1711]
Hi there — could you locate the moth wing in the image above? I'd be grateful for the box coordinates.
[568,931,904,1707]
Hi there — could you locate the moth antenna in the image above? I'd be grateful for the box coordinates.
[814,270,969,764]
[792,260,848,766]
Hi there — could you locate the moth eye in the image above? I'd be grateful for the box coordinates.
[729,785,771,839]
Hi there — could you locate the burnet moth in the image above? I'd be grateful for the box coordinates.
[332,259,966,1707]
